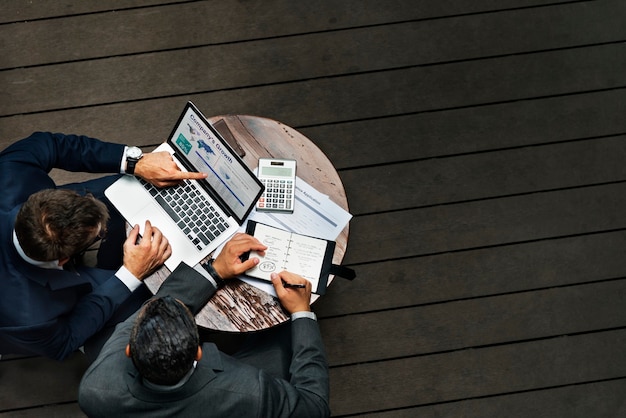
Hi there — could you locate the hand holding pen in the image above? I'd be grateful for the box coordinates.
[271,271,312,314]
[282,280,306,289]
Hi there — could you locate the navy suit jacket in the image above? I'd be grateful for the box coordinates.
[0,132,132,360]
[79,263,331,418]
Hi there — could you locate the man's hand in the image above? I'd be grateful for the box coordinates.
[123,221,172,279]
[271,271,312,314]
[134,151,207,187]
[212,233,268,280]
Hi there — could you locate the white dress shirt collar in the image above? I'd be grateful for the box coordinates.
[13,229,62,270]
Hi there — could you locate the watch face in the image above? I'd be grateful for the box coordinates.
[128,147,143,159]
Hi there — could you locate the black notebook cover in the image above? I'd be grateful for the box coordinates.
[242,221,335,295]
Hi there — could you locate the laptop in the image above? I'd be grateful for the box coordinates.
[105,102,265,270]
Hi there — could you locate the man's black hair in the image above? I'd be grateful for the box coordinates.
[129,296,200,385]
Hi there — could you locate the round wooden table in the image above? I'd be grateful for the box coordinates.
[144,115,350,332]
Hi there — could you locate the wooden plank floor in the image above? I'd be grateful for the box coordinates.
[2,0,626,416]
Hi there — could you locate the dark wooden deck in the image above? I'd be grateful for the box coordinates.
[2,0,626,416]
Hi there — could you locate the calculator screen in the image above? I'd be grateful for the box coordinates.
[261,166,293,177]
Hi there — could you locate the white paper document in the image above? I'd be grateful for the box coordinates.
[249,176,352,241]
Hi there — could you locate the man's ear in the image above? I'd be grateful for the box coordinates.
[196,346,202,361]
[58,257,70,267]
[125,344,131,358]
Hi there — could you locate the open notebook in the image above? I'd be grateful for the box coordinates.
[242,221,336,294]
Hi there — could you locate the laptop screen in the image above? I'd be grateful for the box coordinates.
[166,102,264,223]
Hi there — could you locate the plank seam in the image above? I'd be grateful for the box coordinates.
[345,226,626,266]
[337,132,626,171]
[2,68,626,119]
[0,0,202,25]
[0,0,586,28]
[350,179,626,217]
[0,400,78,415]
[331,376,626,417]
[318,275,626,320]
[328,327,626,369]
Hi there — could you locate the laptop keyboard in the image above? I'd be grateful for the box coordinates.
[140,179,229,251]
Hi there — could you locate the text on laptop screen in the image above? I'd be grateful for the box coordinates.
[168,106,262,221]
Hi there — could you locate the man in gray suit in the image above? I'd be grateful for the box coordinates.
[78,233,330,417]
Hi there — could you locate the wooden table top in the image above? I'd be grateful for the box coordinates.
[144,115,350,332]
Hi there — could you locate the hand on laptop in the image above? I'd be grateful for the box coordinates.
[123,221,172,280]
[135,151,208,188]
[212,233,268,280]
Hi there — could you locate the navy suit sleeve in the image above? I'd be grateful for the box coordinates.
[0,132,124,173]
[0,132,125,210]
[8,276,133,360]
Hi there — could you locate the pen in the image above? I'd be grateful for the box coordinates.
[282,280,306,289]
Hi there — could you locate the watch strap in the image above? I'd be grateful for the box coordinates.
[126,158,139,175]
[201,259,226,288]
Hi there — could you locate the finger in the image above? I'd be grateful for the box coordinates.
[246,235,268,250]
[230,233,262,245]
[236,257,259,274]
[183,171,208,180]
[143,220,153,238]
[150,225,163,242]
[171,171,208,181]
[125,224,140,245]
[278,270,296,282]
[153,233,169,261]
[163,243,172,261]
[271,273,285,293]
[156,242,172,264]
[230,234,267,251]
[281,271,309,287]
[159,236,170,256]
[245,234,265,245]
[229,240,267,257]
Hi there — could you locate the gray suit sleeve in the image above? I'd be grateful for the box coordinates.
[155,262,218,314]
[288,317,331,416]
[258,317,331,417]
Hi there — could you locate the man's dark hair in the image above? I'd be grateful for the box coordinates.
[129,296,200,385]
[14,189,109,261]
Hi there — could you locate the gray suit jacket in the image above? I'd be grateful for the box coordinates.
[78,263,330,417]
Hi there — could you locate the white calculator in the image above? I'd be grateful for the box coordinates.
[256,158,296,213]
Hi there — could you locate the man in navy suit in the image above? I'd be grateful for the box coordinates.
[0,132,206,361]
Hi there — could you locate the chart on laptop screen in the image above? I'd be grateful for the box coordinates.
[169,107,261,220]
